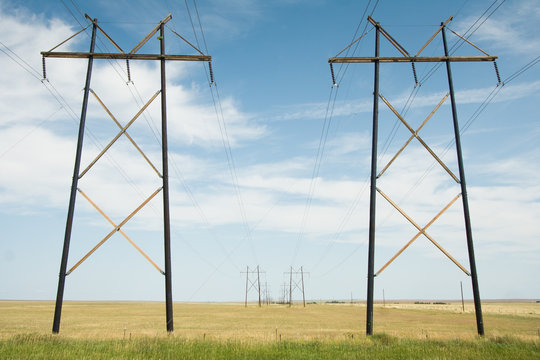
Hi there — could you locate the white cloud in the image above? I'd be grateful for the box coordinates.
[0,127,74,211]
[455,0,540,56]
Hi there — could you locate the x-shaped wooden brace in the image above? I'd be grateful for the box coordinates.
[291,278,304,292]
[66,187,163,275]
[247,276,259,292]
[79,90,161,179]
[374,93,470,276]
[378,93,459,183]
[376,187,469,276]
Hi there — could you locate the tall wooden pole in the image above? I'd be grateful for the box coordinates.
[366,23,380,336]
[52,20,97,334]
[160,22,174,333]
[460,281,465,312]
[301,266,306,307]
[289,266,293,307]
[244,266,249,307]
[442,23,484,336]
[257,266,261,307]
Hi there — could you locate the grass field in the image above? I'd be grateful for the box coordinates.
[1,300,538,359]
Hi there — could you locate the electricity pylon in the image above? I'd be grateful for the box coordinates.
[42,14,212,334]
[329,16,500,336]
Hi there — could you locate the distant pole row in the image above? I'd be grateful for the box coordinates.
[242,266,307,307]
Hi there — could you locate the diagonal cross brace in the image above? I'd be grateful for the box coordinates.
[78,90,161,179]
[84,14,124,54]
[376,193,466,276]
[130,14,172,54]
[368,16,410,57]
[379,93,460,183]
[77,188,165,275]
[247,278,259,291]
[66,187,163,275]
[376,187,470,275]
[378,93,449,178]
[415,16,453,57]
[89,89,162,177]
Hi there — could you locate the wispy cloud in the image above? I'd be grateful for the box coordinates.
[455,0,540,56]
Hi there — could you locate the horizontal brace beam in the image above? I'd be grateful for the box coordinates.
[41,51,211,62]
[329,56,497,63]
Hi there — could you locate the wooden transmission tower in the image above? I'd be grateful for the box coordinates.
[42,14,212,334]
[285,266,308,307]
[329,16,500,336]
[242,266,265,307]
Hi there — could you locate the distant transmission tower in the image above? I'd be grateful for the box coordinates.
[329,16,500,336]
[42,14,212,334]
[241,266,265,307]
[285,266,308,307]
[280,282,289,304]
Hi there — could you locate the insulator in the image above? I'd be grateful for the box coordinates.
[411,62,418,86]
[42,55,47,81]
[493,61,501,85]
[330,63,337,87]
[208,61,215,85]
[126,59,132,83]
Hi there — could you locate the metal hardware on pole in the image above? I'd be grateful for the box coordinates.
[52,19,97,334]
[160,22,174,333]
[441,23,484,336]
[366,22,380,336]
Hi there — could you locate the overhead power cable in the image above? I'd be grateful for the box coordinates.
[0,106,64,159]
[400,55,539,205]
[181,0,258,264]
[292,0,379,266]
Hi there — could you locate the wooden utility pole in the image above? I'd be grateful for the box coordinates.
[51,18,97,335]
[301,266,306,307]
[43,14,211,334]
[257,265,261,307]
[244,266,249,308]
[289,266,293,307]
[460,281,465,312]
[329,16,497,336]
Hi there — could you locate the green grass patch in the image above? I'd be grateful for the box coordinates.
[1,333,538,360]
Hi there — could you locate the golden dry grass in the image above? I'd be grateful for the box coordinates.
[0,300,538,341]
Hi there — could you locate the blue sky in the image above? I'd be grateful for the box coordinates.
[0,0,538,303]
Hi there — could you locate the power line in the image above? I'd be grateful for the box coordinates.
[0,41,42,80]
[0,106,64,159]
[292,1,380,265]
[399,55,539,205]
[181,0,258,263]
[0,39,142,197]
